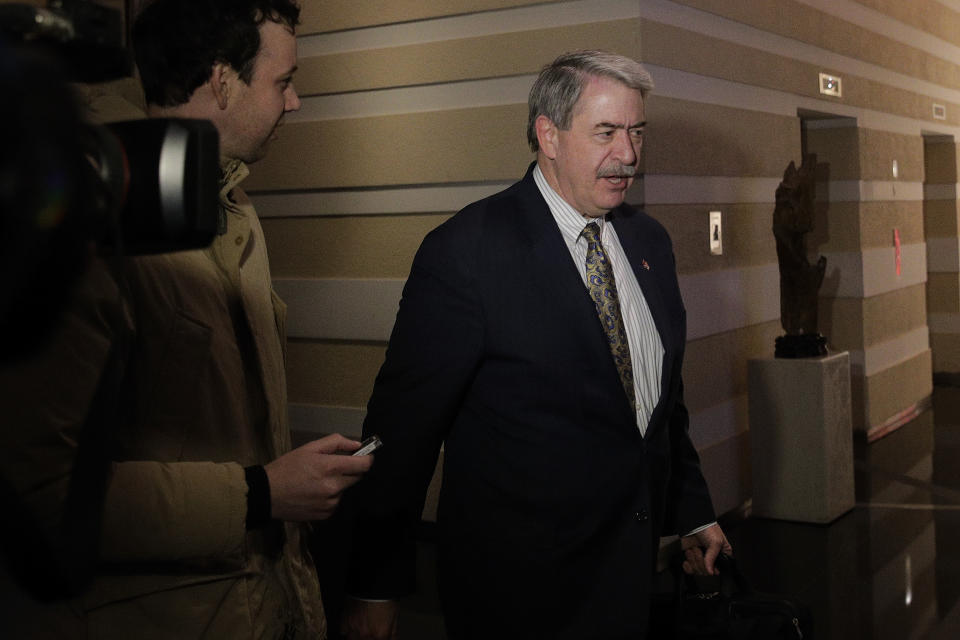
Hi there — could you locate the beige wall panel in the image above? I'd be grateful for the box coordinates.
[298,0,543,35]
[262,214,451,279]
[851,0,960,49]
[640,20,810,98]
[858,201,924,249]
[847,76,958,126]
[672,0,960,93]
[863,349,932,429]
[923,141,959,185]
[861,284,927,347]
[809,202,923,263]
[646,204,778,274]
[644,97,799,177]
[697,429,750,516]
[287,341,386,407]
[297,20,639,95]
[928,273,960,314]
[247,104,531,191]
[643,18,960,127]
[683,321,780,415]
[857,130,924,182]
[820,296,866,352]
[809,201,860,254]
[930,333,960,373]
[925,199,960,238]
[805,128,861,180]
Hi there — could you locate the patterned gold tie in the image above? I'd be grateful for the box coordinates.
[583,223,636,410]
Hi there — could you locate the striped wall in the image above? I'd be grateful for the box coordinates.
[250,0,960,517]
[925,138,960,379]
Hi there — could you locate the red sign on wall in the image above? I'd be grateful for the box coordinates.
[894,228,902,276]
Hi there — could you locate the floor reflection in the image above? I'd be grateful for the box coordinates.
[727,385,960,640]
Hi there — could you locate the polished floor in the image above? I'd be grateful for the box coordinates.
[384,385,960,639]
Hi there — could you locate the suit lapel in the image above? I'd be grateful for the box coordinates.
[512,170,598,336]
[511,166,638,421]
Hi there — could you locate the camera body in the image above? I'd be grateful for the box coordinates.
[0,1,220,360]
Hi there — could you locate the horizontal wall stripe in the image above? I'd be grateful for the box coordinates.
[252,183,512,218]
[928,312,960,334]
[928,273,960,314]
[683,321,780,414]
[924,183,959,200]
[644,97,800,177]
[816,180,924,202]
[286,341,386,406]
[276,266,782,344]
[636,175,782,205]
[247,104,531,191]
[796,0,960,66]
[679,263,781,341]
[672,0,960,104]
[299,0,960,108]
[249,180,919,223]
[646,64,960,139]
[823,242,927,298]
[931,333,960,373]
[298,0,639,56]
[927,237,960,273]
[276,283,940,378]
[289,76,534,122]
[289,403,365,440]
[262,215,448,279]
[291,11,960,139]
[848,325,931,376]
[288,57,960,140]
[688,396,746,452]
[646,0,960,107]
[862,349,933,429]
[299,0,543,35]
[275,278,404,341]
[296,19,639,97]
[862,284,928,346]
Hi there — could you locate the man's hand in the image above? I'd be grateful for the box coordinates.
[264,434,373,521]
[680,523,732,576]
[341,598,400,640]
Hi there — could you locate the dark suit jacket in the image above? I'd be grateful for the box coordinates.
[348,163,716,639]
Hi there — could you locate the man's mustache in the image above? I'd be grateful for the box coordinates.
[597,163,637,178]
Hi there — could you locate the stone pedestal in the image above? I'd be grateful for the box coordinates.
[748,352,855,523]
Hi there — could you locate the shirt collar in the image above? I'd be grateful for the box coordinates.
[533,163,605,247]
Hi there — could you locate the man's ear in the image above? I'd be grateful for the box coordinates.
[209,62,234,110]
[535,115,559,159]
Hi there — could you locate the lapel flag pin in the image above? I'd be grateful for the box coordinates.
[641,259,650,271]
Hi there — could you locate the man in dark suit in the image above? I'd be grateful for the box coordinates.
[341,50,732,640]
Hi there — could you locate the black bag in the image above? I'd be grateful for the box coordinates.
[648,553,812,639]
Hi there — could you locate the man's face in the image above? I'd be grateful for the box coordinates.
[543,76,645,218]
[221,20,300,164]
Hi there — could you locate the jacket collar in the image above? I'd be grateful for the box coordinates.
[218,159,250,234]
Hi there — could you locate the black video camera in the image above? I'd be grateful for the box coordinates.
[0,0,220,360]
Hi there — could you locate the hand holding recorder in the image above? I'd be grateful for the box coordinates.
[265,433,380,521]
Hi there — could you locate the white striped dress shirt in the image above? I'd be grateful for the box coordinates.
[533,165,664,434]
